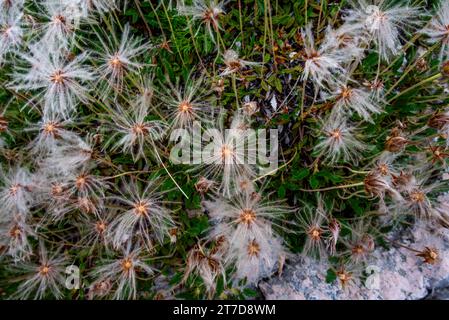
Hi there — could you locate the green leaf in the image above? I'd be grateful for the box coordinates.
[243,288,259,297]
[292,168,310,181]
[278,185,286,198]
[309,175,320,189]
[325,269,337,283]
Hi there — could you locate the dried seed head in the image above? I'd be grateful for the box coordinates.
[428,112,449,130]
[239,208,257,226]
[307,226,322,241]
[351,244,365,257]
[134,201,149,216]
[338,86,354,102]
[416,247,439,264]
[364,172,388,197]
[77,197,95,214]
[377,163,390,176]
[90,280,112,298]
[327,218,341,255]
[242,101,258,116]
[392,171,414,190]
[169,227,178,243]
[195,177,214,194]
[416,57,428,72]
[385,136,408,152]
[0,116,8,132]
[9,183,21,196]
[428,146,448,164]
[51,183,64,197]
[75,174,87,190]
[442,60,449,77]
[131,123,149,136]
[331,128,343,139]
[95,221,107,235]
[9,224,22,238]
[410,189,426,203]
[220,144,234,160]
[109,55,123,69]
[227,60,242,72]
[364,79,384,92]
[362,234,375,252]
[178,101,193,114]
[50,70,66,85]
[42,121,60,137]
[39,264,51,276]
[250,192,262,203]
[121,258,133,272]
[303,49,320,60]
[203,9,215,25]
[336,267,352,288]
[53,15,66,25]
[201,6,222,31]
[213,79,225,95]
[247,240,260,257]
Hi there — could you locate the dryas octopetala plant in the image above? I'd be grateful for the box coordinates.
[0,0,449,299]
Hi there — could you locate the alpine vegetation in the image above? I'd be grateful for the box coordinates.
[0,0,449,301]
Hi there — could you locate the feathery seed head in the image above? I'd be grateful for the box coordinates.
[14,241,67,299]
[89,244,153,299]
[177,0,226,42]
[422,1,449,64]
[344,0,421,61]
[96,24,150,96]
[314,117,365,165]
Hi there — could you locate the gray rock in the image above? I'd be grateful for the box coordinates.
[426,287,449,300]
[259,224,449,300]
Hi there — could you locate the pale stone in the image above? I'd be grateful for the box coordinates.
[259,224,449,300]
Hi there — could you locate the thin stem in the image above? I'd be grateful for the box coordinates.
[238,0,244,49]
[384,42,440,97]
[134,0,152,36]
[103,15,118,44]
[317,0,325,36]
[267,0,276,66]
[216,26,226,53]
[102,170,154,180]
[374,52,382,82]
[384,237,421,253]
[232,74,240,109]
[153,146,189,199]
[332,166,370,175]
[380,32,425,76]
[111,8,124,32]
[253,148,298,182]
[300,181,365,192]
[388,73,442,103]
[146,0,167,38]
[261,0,268,77]
[187,18,209,76]
[160,1,186,66]
[299,80,307,120]
[305,0,308,24]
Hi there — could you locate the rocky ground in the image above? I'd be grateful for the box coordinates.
[259,224,449,300]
